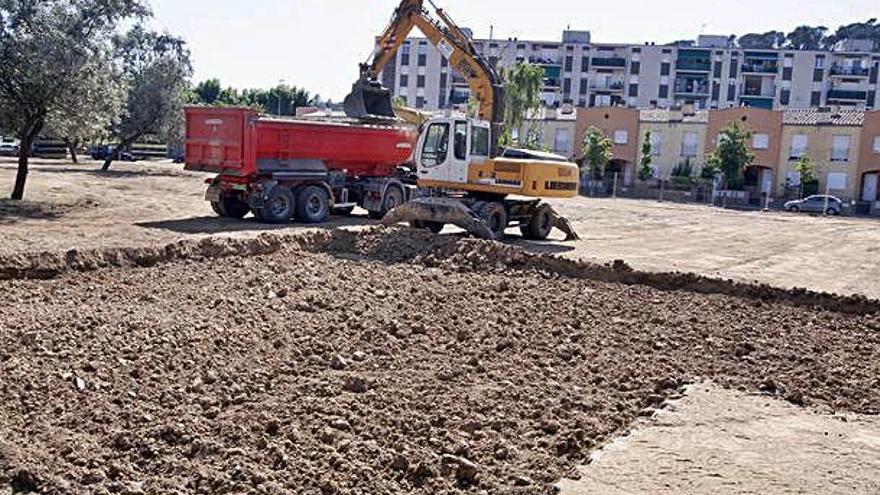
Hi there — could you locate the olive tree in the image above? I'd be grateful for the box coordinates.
[102,26,191,170]
[0,0,149,199]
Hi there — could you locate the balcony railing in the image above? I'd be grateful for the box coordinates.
[675,60,711,72]
[529,56,561,66]
[741,63,778,74]
[830,65,870,77]
[740,85,776,98]
[827,89,868,100]
[739,96,774,109]
[591,80,625,91]
[591,57,627,68]
[674,83,710,95]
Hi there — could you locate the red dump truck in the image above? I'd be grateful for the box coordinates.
[184,106,419,223]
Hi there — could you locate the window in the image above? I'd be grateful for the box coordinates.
[454,121,467,160]
[415,96,426,108]
[554,128,571,155]
[831,135,850,162]
[811,91,822,106]
[873,136,880,153]
[613,130,629,144]
[815,56,825,69]
[827,172,847,190]
[470,126,490,157]
[579,79,588,95]
[421,123,449,167]
[753,133,770,150]
[790,134,808,159]
[416,75,425,88]
[399,74,409,87]
[651,132,663,157]
[681,132,698,157]
[660,63,670,76]
[630,61,641,75]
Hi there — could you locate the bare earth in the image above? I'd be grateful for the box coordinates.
[2,158,880,494]
[3,158,879,297]
[558,383,880,495]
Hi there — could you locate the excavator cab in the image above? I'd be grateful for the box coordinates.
[343,76,396,120]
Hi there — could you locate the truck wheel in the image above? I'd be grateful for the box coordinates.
[296,185,330,224]
[258,186,296,224]
[211,195,250,219]
[370,185,405,219]
[475,201,508,240]
[222,196,250,219]
[520,203,554,240]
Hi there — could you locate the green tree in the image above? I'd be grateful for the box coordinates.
[707,121,754,190]
[794,154,816,198]
[194,78,223,104]
[825,19,880,50]
[785,25,829,50]
[500,63,543,147]
[638,131,654,181]
[0,0,149,199]
[102,26,192,170]
[581,126,613,195]
[738,31,785,49]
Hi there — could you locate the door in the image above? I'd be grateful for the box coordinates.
[863,173,878,202]
[446,121,470,185]
[418,121,451,182]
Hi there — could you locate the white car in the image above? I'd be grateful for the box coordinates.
[0,137,19,156]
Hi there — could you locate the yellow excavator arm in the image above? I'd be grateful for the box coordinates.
[344,0,504,126]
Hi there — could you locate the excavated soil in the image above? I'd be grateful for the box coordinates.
[1,228,879,495]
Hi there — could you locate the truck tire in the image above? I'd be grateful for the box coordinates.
[212,194,250,220]
[370,185,404,219]
[296,185,330,224]
[257,186,296,224]
[474,201,508,240]
[520,203,554,240]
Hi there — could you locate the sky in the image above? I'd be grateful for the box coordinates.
[147,0,878,101]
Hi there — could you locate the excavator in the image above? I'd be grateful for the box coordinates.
[344,0,580,241]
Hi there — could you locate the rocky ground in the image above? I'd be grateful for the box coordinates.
[1,228,879,495]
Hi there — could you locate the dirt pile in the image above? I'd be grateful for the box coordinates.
[1,230,879,495]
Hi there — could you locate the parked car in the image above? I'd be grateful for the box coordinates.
[0,137,19,156]
[90,145,138,162]
[784,195,843,215]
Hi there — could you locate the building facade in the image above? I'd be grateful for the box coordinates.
[573,107,880,207]
[383,32,880,112]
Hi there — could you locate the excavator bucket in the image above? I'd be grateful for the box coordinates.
[381,197,496,240]
[343,78,396,119]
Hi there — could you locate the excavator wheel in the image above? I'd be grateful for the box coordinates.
[520,203,555,240]
[473,201,508,240]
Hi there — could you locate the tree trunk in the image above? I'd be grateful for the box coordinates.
[11,124,41,201]
[66,140,78,164]
[101,135,139,171]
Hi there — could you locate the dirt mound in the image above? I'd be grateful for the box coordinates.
[1,229,879,494]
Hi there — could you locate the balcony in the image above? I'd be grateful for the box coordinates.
[740,84,776,98]
[591,57,627,68]
[827,89,868,101]
[674,75,710,96]
[742,62,779,74]
[739,96,774,109]
[591,80,625,91]
[676,59,711,72]
[543,78,561,88]
[529,56,561,66]
[830,65,870,77]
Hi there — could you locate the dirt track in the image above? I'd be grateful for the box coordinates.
[2,229,879,494]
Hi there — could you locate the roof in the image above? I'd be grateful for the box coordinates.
[639,109,709,124]
[783,109,865,127]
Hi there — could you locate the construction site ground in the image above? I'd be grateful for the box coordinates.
[2,158,877,298]
[2,158,880,495]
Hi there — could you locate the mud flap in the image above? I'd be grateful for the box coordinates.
[381,198,496,240]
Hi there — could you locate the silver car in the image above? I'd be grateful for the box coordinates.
[784,195,843,215]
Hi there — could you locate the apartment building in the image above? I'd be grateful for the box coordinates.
[383,32,880,112]
[524,108,578,159]
[857,111,880,212]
